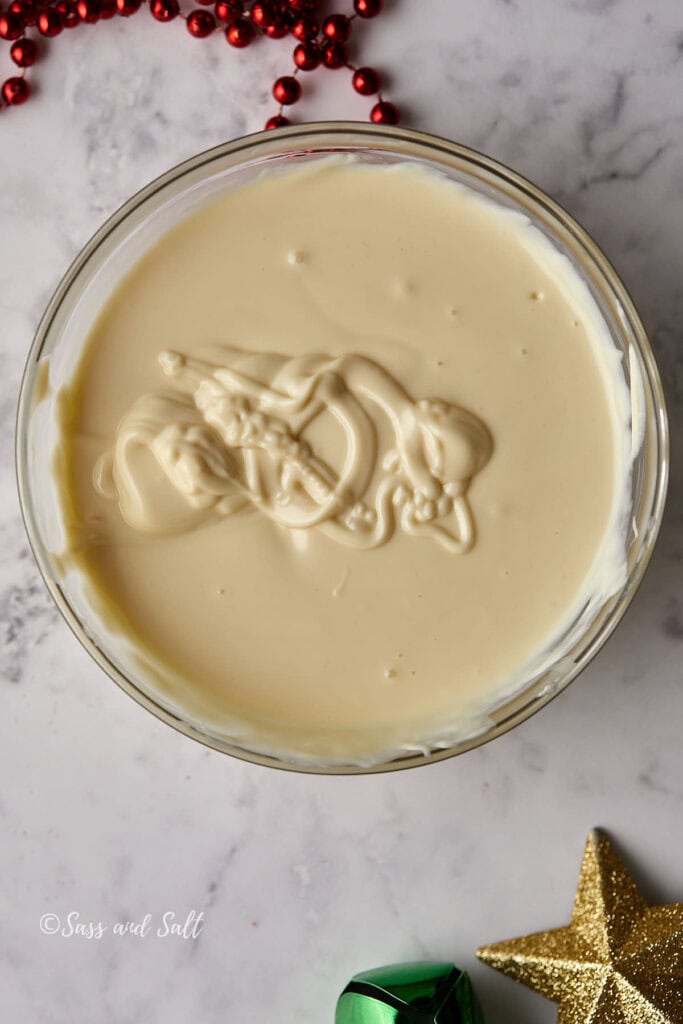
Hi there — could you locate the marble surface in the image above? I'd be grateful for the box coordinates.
[1,1,682,1021]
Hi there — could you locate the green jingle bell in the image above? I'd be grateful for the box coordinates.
[335,962,484,1024]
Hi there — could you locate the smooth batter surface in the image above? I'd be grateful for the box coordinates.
[56,159,629,763]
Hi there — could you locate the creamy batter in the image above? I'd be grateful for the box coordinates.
[56,158,630,764]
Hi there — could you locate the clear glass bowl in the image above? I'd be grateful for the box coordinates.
[15,123,669,774]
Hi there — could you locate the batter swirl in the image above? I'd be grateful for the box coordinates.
[95,347,493,554]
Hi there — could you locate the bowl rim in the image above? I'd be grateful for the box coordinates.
[15,121,670,774]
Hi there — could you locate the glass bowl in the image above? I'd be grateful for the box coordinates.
[15,123,669,774]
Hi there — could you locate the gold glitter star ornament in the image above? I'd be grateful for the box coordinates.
[476,829,683,1023]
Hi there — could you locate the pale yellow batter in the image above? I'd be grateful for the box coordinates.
[57,158,630,764]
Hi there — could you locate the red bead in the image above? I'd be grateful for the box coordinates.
[99,0,117,18]
[354,0,381,16]
[115,0,141,14]
[2,76,30,106]
[37,7,63,34]
[265,113,290,130]
[0,11,23,39]
[8,0,37,26]
[285,0,313,11]
[77,0,100,22]
[322,14,350,42]
[263,16,288,38]
[249,0,273,26]
[214,0,241,19]
[194,0,214,5]
[272,75,300,105]
[352,66,380,96]
[321,41,346,69]
[225,16,254,44]
[291,16,315,40]
[10,38,38,66]
[150,0,179,20]
[56,0,80,26]
[186,8,215,34]
[293,41,319,71]
[370,99,398,125]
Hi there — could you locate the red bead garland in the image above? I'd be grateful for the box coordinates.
[0,0,399,127]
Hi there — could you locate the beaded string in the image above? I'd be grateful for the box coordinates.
[0,0,399,127]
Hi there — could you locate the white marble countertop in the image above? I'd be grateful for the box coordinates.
[1,1,682,1021]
